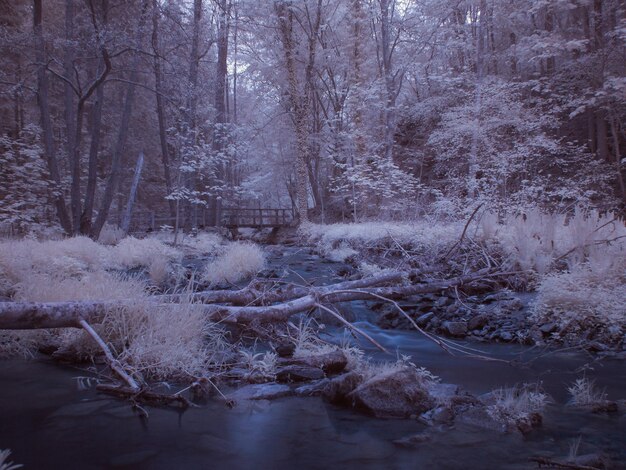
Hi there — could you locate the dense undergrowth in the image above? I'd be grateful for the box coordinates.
[0,232,266,380]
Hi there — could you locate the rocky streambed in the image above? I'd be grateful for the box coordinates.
[1,245,624,469]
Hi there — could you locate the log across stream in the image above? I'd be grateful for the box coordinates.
[0,247,624,468]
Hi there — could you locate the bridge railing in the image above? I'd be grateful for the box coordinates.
[220,208,292,227]
[115,207,293,233]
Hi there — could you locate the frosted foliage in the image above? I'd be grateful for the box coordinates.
[304,221,464,256]
[0,449,22,470]
[495,208,626,273]
[486,386,548,425]
[98,223,126,245]
[0,237,225,378]
[0,236,181,290]
[111,236,182,269]
[204,242,266,285]
[567,378,608,406]
[148,231,223,255]
[109,302,225,381]
[532,261,626,343]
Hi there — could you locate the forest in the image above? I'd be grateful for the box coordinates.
[0,0,625,469]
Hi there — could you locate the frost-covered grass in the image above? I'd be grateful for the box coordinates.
[238,350,278,381]
[492,209,626,344]
[567,378,607,406]
[303,220,465,261]
[485,385,548,426]
[531,259,626,344]
[203,241,266,285]
[147,231,223,255]
[108,300,228,381]
[0,236,181,294]
[0,449,21,470]
[111,236,182,269]
[491,208,626,273]
[0,235,231,379]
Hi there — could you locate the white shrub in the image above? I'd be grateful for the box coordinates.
[203,242,265,285]
[110,301,227,381]
[110,236,182,270]
[303,220,463,259]
[98,223,126,245]
[326,245,358,262]
[531,260,626,344]
[497,208,626,273]
[0,237,227,379]
[147,231,223,255]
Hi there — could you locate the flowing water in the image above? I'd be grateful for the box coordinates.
[0,247,624,469]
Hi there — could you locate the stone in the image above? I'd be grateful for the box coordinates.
[274,341,296,358]
[294,379,330,397]
[456,406,507,433]
[568,453,610,468]
[276,365,325,382]
[443,321,468,337]
[420,406,455,425]
[515,412,542,434]
[427,383,460,404]
[500,331,513,341]
[586,341,608,352]
[468,314,488,331]
[348,368,435,418]
[415,312,435,327]
[483,291,513,303]
[278,350,348,375]
[393,432,433,448]
[539,323,557,334]
[322,371,363,404]
[228,383,292,401]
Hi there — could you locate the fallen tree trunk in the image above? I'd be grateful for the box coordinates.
[159,267,431,306]
[0,301,112,329]
[0,269,502,329]
[206,269,496,324]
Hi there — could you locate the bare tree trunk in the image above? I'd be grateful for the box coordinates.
[81,57,105,234]
[275,0,322,224]
[91,2,148,239]
[378,0,400,164]
[609,116,626,204]
[151,0,175,218]
[63,0,82,234]
[33,0,72,233]
[121,151,144,233]
[211,0,230,226]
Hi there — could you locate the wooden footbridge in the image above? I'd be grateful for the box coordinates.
[123,207,294,233]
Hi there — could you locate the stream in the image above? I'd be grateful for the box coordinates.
[0,247,624,469]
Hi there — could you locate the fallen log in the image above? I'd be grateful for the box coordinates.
[159,268,432,306]
[0,301,112,329]
[205,269,498,324]
[0,269,505,329]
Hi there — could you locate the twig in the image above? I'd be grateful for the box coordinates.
[529,456,601,470]
[325,290,509,363]
[442,203,484,261]
[314,302,388,353]
[78,319,140,391]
